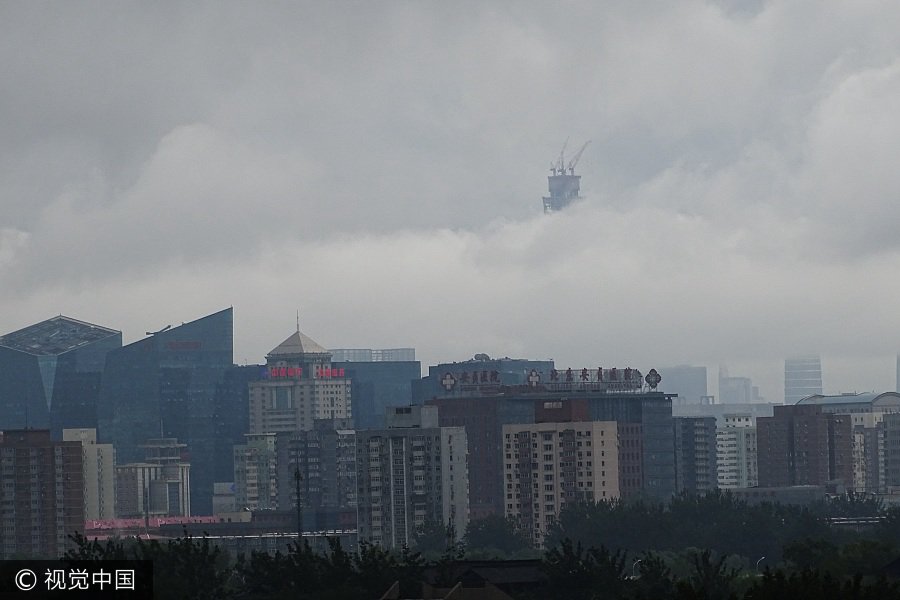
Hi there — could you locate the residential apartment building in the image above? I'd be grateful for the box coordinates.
[674,417,718,493]
[503,416,619,547]
[275,418,357,531]
[716,414,758,489]
[356,406,468,550]
[797,392,900,493]
[757,405,852,488]
[0,430,84,559]
[63,428,115,521]
[426,369,675,518]
[234,433,278,511]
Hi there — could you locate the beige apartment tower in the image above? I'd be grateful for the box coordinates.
[63,428,116,521]
[503,419,619,547]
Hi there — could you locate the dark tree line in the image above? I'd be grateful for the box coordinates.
[63,491,900,599]
[546,490,897,565]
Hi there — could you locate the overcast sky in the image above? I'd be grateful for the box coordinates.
[3,1,900,402]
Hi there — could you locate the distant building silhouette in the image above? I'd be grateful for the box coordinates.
[542,140,589,213]
[718,365,762,403]
[784,356,823,404]
[660,365,708,405]
[329,348,415,362]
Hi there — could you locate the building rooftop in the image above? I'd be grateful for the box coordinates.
[0,316,120,356]
[797,392,900,405]
[268,331,330,358]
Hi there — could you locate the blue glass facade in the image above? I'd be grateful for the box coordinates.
[333,361,421,428]
[0,316,121,435]
[98,308,233,514]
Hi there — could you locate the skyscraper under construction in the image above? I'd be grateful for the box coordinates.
[543,140,590,214]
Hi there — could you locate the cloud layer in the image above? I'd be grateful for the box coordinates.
[3,1,900,400]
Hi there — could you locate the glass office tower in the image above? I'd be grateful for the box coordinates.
[98,308,233,514]
[0,316,121,435]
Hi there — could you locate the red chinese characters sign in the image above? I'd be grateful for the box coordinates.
[266,367,346,379]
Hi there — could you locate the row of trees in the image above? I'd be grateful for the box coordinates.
[545,490,897,564]
[62,491,900,598]
[65,531,900,600]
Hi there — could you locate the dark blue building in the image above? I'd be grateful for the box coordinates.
[213,364,265,484]
[0,316,121,435]
[333,361,421,429]
[412,356,554,404]
[97,308,233,514]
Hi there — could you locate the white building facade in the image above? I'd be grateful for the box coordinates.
[716,414,758,489]
[356,406,468,550]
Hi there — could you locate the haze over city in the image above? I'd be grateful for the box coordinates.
[3,1,900,401]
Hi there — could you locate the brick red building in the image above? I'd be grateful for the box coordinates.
[757,405,852,488]
[0,430,84,558]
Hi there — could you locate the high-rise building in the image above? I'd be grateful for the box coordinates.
[249,330,351,434]
[796,392,900,493]
[275,418,357,530]
[335,361,421,429]
[63,428,116,521]
[356,406,468,550]
[715,414,758,489]
[0,430,84,559]
[98,308,233,515]
[330,348,416,362]
[542,140,589,214]
[212,364,265,488]
[784,356,823,404]
[116,438,191,518]
[757,405,852,488]
[427,364,675,517]
[0,316,121,435]
[673,417,718,493]
[881,413,900,489]
[660,366,708,406]
[412,356,555,404]
[503,416,619,547]
[234,433,278,511]
[896,355,900,394]
[718,366,757,404]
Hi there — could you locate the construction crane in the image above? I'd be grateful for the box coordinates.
[566,140,591,175]
[550,138,569,175]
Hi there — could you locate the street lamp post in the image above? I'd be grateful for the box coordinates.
[756,556,766,574]
[632,559,642,579]
[294,443,303,543]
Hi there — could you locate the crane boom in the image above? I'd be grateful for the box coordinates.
[566,140,591,174]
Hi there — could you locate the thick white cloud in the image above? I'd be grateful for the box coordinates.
[3,1,900,401]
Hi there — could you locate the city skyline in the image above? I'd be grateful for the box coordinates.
[4,3,900,403]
